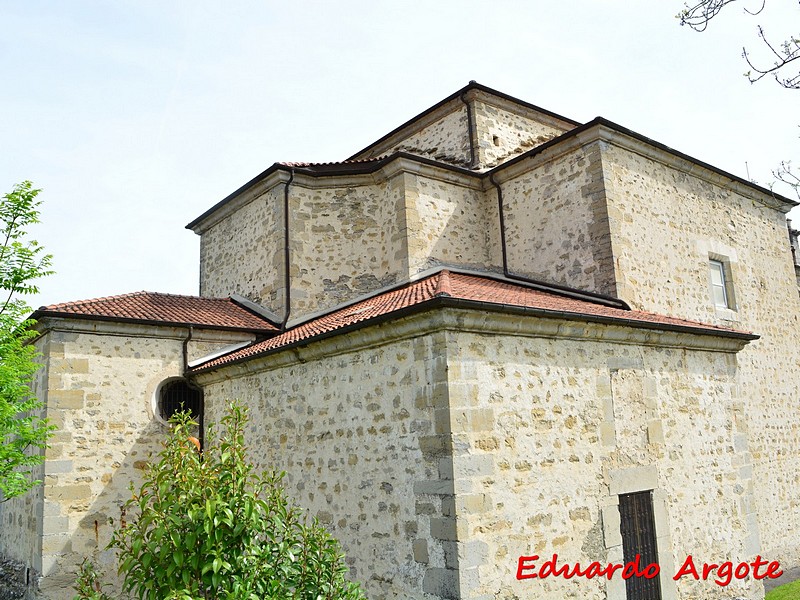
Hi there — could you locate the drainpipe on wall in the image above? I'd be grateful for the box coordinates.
[489,173,510,277]
[281,169,295,330]
[181,326,194,374]
[488,172,626,307]
[181,326,204,449]
[460,87,477,170]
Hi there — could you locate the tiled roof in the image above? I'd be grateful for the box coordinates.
[34,291,278,333]
[279,156,389,169]
[192,270,755,372]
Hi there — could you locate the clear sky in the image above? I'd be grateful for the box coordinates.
[1,1,797,310]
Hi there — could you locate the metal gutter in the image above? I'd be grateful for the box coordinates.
[230,294,281,325]
[281,169,294,330]
[28,310,276,335]
[486,117,799,208]
[188,115,797,235]
[185,152,478,231]
[460,88,477,169]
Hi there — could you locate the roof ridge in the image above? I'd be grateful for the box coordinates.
[41,290,232,310]
[434,270,452,297]
[279,155,390,168]
[190,268,756,374]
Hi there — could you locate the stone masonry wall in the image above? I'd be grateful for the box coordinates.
[500,141,617,296]
[200,323,451,600]
[200,185,283,313]
[379,106,471,168]
[472,99,569,169]
[199,168,502,326]
[351,93,576,172]
[289,176,407,319]
[196,308,756,600]
[444,329,759,600]
[601,141,800,569]
[28,322,253,600]
[403,173,501,276]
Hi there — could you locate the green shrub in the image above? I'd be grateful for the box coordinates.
[75,400,365,600]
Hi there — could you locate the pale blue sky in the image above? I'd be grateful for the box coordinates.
[1,1,797,309]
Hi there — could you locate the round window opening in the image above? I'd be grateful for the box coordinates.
[158,379,203,422]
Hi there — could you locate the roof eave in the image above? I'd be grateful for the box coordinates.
[31,310,277,335]
[488,117,798,211]
[185,153,480,233]
[345,81,582,162]
[190,296,756,375]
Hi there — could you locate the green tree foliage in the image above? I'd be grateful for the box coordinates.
[73,560,111,600]
[75,401,365,600]
[0,180,54,501]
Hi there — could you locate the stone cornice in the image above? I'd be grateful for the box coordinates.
[190,158,484,234]
[490,120,796,213]
[32,316,256,343]
[194,303,752,385]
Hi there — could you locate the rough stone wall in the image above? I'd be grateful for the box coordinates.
[472,99,569,169]
[601,141,800,569]
[446,331,759,600]
[289,176,407,319]
[403,173,501,276]
[500,141,617,296]
[200,324,450,600]
[26,323,253,600]
[196,308,756,600]
[376,106,471,168]
[199,186,283,313]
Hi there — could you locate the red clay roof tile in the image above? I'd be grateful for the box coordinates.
[192,270,754,372]
[34,291,277,333]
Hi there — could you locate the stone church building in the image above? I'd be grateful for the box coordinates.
[2,82,799,600]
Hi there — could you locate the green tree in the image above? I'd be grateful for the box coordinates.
[0,180,54,501]
[76,401,365,600]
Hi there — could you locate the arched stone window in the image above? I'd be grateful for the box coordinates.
[155,378,203,424]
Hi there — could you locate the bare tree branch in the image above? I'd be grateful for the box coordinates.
[743,26,800,88]
[774,161,800,200]
[678,0,800,198]
[679,0,758,30]
[679,1,799,88]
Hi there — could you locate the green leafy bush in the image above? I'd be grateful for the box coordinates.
[0,180,54,501]
[75,400,365,600]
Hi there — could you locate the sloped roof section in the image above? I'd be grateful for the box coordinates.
[34,291,278,333]
[192,270,756,372]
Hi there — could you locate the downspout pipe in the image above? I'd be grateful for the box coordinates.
[281,169,295,330]
[460,89,477,170]
[182,326,194,374]
[181,326,205,449]
[488,172,628,308]
[489,173,510,277]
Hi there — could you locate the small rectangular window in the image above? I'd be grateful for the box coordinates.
[619,491,662,600]
[709,259,729,308]
[708,256,737,312]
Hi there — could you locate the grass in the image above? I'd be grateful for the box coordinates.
[766,579,800,600]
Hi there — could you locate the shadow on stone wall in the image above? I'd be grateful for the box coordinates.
[41,420,168,600]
